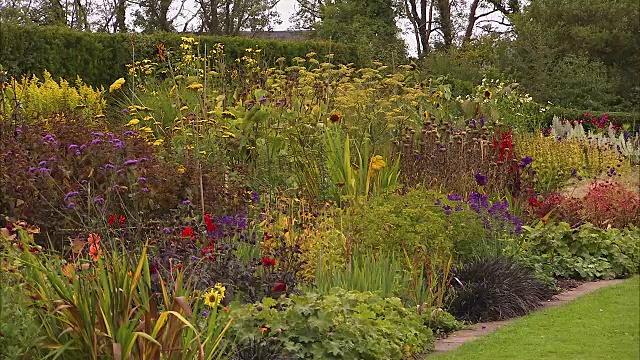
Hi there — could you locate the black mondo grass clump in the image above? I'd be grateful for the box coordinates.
[447,257,553,322]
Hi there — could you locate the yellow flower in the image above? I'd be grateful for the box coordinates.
[484,88,493,99]
[179,105,189,111]
[109,78,126,92]
[126,119,140,126]
[203,283,226,308]
[369,155,386,172]
[177,165,185,174]
[152,139,164,146]
[187,82,203,90]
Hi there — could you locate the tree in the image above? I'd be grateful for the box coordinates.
[507,0,640,110]
[196,0,281,35]
[312,0,407,64]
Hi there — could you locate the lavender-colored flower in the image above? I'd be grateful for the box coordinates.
[246,101,256,109]
[252,191,260,203]
[91,132,104,137]
[468,192,489,213]
[107,133,115,139]
[15,128,23,135]
[123,159,138,166]
[519,157,533,168]
[137,177,147,182]
[455,205,463,211]
[80,179,88,185]
[201,310,210,317]
[68,144,79,150]
[141,187,149,192]
[447,193,462,201]
[469,119,477,128]
[138,157,149,162]
[162,227,172,234]
[275,101,283,106]
[43,134,55,142]
[474,172,488,186]
[182,199,191,205]
[28,167,37,173]
[49,157,56,162]
[94,197,105,204]
[105,163,116,170]
[112,139,124,149]
[121,108,130,114]
[91,138,102,145]
[67,202,76,209]
[190,255,199,261]
[6,151,13,156]
[123,131,138,137]
[116,169,125,174]
[258,97,267,104]
[39,168,51,174]
[443,205,453,215]
[74,150,82,156]
[64,191,80,200]
[623,131,630,142]
[571,168,578,177]
[38,160,48,167]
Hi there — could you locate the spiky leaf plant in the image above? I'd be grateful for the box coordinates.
[447,257,553,322]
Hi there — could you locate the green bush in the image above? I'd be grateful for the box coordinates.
[228,289,433,359]
[509,222,640,280]
[0,24,360,88]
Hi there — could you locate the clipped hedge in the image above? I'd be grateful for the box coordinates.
[0,24,360,88]
[545,106,639,132]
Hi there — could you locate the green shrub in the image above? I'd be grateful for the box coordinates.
[509,222,640,280]
[228,289,433,359]
[0,24,360,88]
[447,257,553,322]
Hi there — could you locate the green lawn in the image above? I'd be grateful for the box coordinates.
[433,277,640,360]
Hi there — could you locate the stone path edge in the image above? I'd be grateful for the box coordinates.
[427,279,626,357]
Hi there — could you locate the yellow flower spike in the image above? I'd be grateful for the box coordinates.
[369,155,386,172]
[109,78,126,92]
[152,139,164,146]
[179,106,189,111]
[126,119,140,126]
[140,126,153,133]
[143,116,153,121]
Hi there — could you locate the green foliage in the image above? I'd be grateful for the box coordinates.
[508,222,640,280]
[229,289,433,359]
[422,308,463,336]
[5,226,232,359]
[342,190,449,255]
[0,24,360,88]
[508,0,640,111]
[0,253,44,359]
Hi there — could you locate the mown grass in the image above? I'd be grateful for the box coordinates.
[433,277,640,360]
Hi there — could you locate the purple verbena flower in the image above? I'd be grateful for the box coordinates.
[94,197,105,204]
[91,132,104,137]
[80,179,89,185]
[519,157,533,168]
[67,202,76,209]
[64,191,80,200]
[39,168,51,174]
[141,187,149,192]
[447,193,462,201]
[182,199,191,205]
[162,227,172,234]
[474,172,488,186]
[259,97,267,104]
[68,144,79,150]
[91,139,102,145]
[123,159,138,166]
[137,177,147,182]
[38,160,48,167]
[123,131,138,137]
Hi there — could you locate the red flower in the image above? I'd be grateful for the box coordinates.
[108,213,116,226]
[201,245,216,262]
[204,214,216,232]
[273,280,287,292]
[528,197,542,208]
[119,216,126,228]
[261,257,276,266]
[182,226,195,238]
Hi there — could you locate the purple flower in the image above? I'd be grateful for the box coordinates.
[15,128,23,135]
[107,133,115,139]
[447,194,462,201]
[49,157,56,162]
[6,151,13,156]
[162,227,172,234]
[43,134,55,142]
[80,180,88,185]
[94,197,105,204]
[64,191,80,200]
[201,310,210,317]
[39,168,51,174]
[623,131,629,142]
[455,205,463,211]
[138,157,149,162]
[116,169,125,174]
[275,101,283,106]
[137,177,147,182]
[252,191,260,203]
[259,97,267,104]
[443,205,453,215]
[91,132,104,137]
[68,144,79,150]
[28,167,37,173]
[246,101,256,109]
[123,159,138,166]
[91,139,102,145]
[434,199,442,206]
[121,108,130,114]
[469,119,477,128]
[67,202,76,209]
[519,157,533,168]
[468,192,489,213]
[190,255,199,261]
[474,172,488,186]
[141,187,149,192]
[123,131,138,137]
[38,160,48,166]
[112,139,124,149]
[182,199,191,205]
[74,150,82,156]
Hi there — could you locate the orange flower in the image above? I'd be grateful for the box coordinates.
[540,217,548,224]
[88,233,102,262]
[259,327,268,335]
